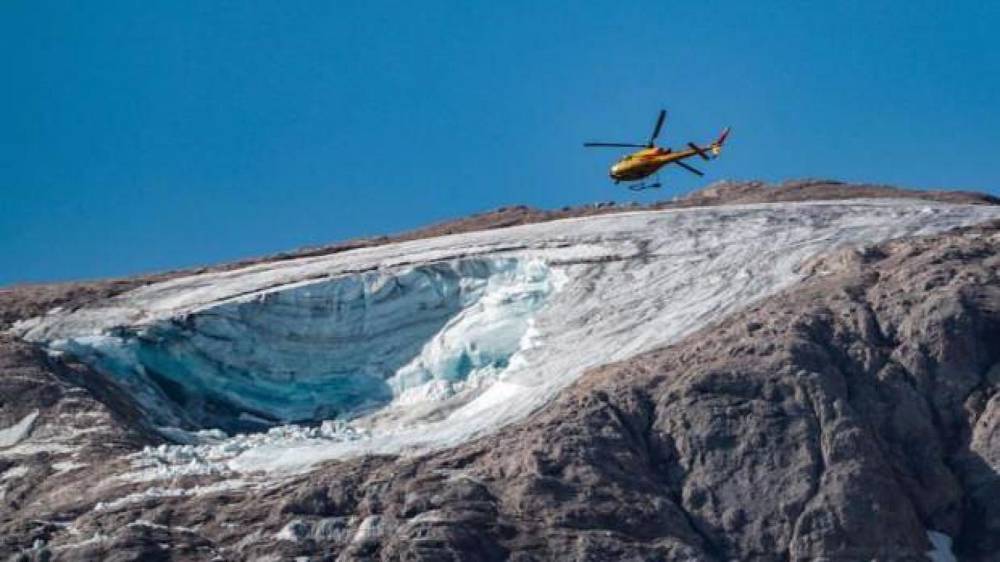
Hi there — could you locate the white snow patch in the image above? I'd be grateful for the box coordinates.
[352,515,383,544]
[93,479,250,511]
[275,517,354,542]
[51,461,88,473]
[127,519,197,534]
[51,532,111,552]
[1,464,30,481]
[926,530,957,562]
[0,416,102,458]
[0,410,39,449]
[276,519,309,542]
[1,441,77,456]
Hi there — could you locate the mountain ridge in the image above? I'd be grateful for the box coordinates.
[2,179,996,326]
[2,181,999,560]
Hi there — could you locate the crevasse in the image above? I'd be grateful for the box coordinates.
[50,257,555,433]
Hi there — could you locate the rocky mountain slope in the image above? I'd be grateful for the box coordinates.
[2,181,999,561]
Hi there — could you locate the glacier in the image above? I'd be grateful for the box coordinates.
[12,199,1000,474]
[42,258,555,433]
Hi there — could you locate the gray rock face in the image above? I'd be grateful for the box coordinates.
[2,185,999,561]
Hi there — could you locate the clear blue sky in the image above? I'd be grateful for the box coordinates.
[3,1,998,284]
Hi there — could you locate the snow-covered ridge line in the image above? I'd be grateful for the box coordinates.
[5,199,940,337]
[12,199,1000,473]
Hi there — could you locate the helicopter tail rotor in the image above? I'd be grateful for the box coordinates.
[710,127,731,156]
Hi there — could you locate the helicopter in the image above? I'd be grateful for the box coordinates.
[584,109,731,191]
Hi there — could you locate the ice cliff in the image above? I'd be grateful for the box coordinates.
[35,258,555,433]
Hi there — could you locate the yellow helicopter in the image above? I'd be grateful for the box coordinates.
[584,109,730,191]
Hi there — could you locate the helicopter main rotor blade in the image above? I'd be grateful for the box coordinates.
[583,142,648,148]
[647,109,666,146]
[674,160,705,176]
[687,142,711,161]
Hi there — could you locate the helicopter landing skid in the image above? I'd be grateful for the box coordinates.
[626,173,663,191]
